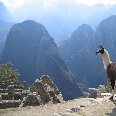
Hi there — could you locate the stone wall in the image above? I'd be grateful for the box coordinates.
[0,75,63,109]
[0,100,21,109]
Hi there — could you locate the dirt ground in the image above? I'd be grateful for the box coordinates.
[0,97,116,116]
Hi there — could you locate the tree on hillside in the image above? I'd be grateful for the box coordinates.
[0,62,20,84]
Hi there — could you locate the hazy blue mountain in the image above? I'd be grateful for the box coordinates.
[0,2,12,22]
[0,2,14,53]
[94,15,116,87]
[1,20,82,100]
[60,15,116,88]
[95,15,116,60]
[59,24,107,88]
[0,20,14,54]
[60,24,94,60]
[12,1,116,44]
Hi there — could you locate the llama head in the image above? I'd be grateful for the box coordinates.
[96,45,105,55]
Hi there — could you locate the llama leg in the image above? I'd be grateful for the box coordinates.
[109,80,115,100]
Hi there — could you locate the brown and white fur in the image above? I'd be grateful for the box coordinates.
[96,45,116,100]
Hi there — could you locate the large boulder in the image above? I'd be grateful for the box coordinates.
[32,79,51,104]
[41,75,60,95]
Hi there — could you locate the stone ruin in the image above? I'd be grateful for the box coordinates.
[0,75,63,109]
[97,84,116,98]
[88,82,116,98]
[88,88,98,98]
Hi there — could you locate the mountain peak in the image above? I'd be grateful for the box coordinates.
[98,15,116,27]
[1,20,82,100]
[71,24,94,40]
[106,15,116,21]
[12,20,45,31]
[19,20,44,27]
[77,24,93,32]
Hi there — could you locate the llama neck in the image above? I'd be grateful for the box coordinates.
[102,50,112,70]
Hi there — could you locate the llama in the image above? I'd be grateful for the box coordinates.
[96,45,116,100]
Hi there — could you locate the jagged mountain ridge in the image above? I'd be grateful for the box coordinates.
[60,24,105,87]
[1,20,82,100]
[60,24,94,60]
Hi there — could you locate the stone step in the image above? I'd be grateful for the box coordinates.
[0,92,22,100]
[0,89,23,93]
[101,93,116,97]
[0,100,21,109]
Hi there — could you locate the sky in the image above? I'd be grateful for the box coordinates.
[0,0,116,14]
[0,0,116,44]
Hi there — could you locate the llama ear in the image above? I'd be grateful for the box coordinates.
[98,45,104,49]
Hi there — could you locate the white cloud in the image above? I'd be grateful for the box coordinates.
[73,0,116,6]
[0,0,28,13]
[0,0,27,6]
[0,0,116,14]
[44,0,56,9]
